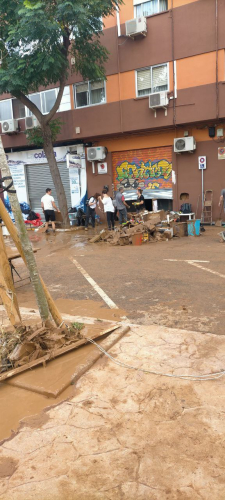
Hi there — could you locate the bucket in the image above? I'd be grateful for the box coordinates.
[132,233,142,246]
[69,213,77,226]
[187,219,201,236]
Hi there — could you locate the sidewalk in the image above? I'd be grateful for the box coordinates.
[1,321,225,499]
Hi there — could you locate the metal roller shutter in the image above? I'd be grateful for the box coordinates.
[26,162,71,219]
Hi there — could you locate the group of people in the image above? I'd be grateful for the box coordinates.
[41,186,146,233]
[85,187,145,231]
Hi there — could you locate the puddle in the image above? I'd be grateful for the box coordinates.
[0,323,111,441]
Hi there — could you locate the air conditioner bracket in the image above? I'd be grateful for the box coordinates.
[151,107,168,118]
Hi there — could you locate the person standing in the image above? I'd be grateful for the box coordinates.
[219,189,225,213]
[85,193,100,231]
[41,188,59,233]
[116,187,129,225]
[136,188,145,213]
[100,189,115,230]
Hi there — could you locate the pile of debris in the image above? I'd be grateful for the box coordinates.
[0,322,84,372]
[90,210,177,246]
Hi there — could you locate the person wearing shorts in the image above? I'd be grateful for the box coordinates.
[41,188,59,233]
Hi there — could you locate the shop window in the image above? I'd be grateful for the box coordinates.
[136,63,169,97]
[12,98,26,119]
[74,80,106,108]
[0,99,12,121]
[135,0,168,17]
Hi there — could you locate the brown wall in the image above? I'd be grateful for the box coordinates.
[86,153,114,223]
[173,140,224,220]
[1,81,223,150]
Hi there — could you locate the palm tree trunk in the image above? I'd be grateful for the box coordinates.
[0,138,51,325]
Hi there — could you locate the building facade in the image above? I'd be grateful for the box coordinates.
[0,0,224,219]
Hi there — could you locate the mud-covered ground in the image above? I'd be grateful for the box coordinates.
[15,225,225,336]
[1,226,225,499]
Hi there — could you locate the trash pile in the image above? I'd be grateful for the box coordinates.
[89,210,183,246]
[0,322,84,372]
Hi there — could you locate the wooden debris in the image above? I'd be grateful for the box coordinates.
[0,324,120,382]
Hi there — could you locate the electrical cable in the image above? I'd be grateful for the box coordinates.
[85,337,225,382]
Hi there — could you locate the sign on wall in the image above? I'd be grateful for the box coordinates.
[67,153,82,169]
[98,162,107,174]
[218,147,225,160]
[198,156,206,169]
[112,146,172,199]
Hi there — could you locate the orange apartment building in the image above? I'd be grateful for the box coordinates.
[0,0,224,219]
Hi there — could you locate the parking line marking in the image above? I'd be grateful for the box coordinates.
[164,259,210,263]
[72,258,119,310]
[188,261,225,279]
[165,259,225,279]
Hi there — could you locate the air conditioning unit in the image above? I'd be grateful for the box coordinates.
[87,146,107,162]
[25,116,39,129]
[125,17,147,37]
[149,92,169,109]
[1,119,18,134]
[174,137,196,153]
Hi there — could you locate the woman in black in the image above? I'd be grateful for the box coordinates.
[136,188,145,213]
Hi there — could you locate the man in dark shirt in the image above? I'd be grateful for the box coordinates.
[136,188,145,213]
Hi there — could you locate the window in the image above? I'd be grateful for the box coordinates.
[12,99,26,119]
[0,100,12,121]
[74,80,106,108]
[136,64,169,96]
[42,89,57,114]
[135,0,168,17]
[28,86,71,115]
[58,86,71,112]
[27,93,42,116]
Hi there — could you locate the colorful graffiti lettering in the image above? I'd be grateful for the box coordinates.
[112,147,172,192]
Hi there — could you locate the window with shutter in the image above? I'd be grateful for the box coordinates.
[73,80,106,108]
[137,69,151,96]
[136,64,168,96]
[134,0,168,17]
[152,65,168,92]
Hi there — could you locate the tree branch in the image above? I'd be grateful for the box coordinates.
[13,91,43,123]
[44,74,67,125]
[44,33,70,125]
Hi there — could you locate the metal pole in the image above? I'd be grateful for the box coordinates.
[202,168,204,221]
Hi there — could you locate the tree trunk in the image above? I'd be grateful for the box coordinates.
[0,198,63,327]
[42,124,70,227]
[0,138,51,325]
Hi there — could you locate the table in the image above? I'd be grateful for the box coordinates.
[179,213,195,221]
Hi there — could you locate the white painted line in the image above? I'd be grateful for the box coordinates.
[164,259,210,263]
[187,260,210,263]
[188,261,225,279]
[72,258,119,310]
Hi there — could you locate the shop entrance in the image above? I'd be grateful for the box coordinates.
[26,162,71,219]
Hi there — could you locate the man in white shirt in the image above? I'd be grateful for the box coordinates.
[41,188,59,233]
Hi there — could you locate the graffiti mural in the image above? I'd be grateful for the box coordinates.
[112,146,172,198]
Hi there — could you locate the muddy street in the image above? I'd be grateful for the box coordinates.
[20,226,225,335]
[1,226,225,499]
